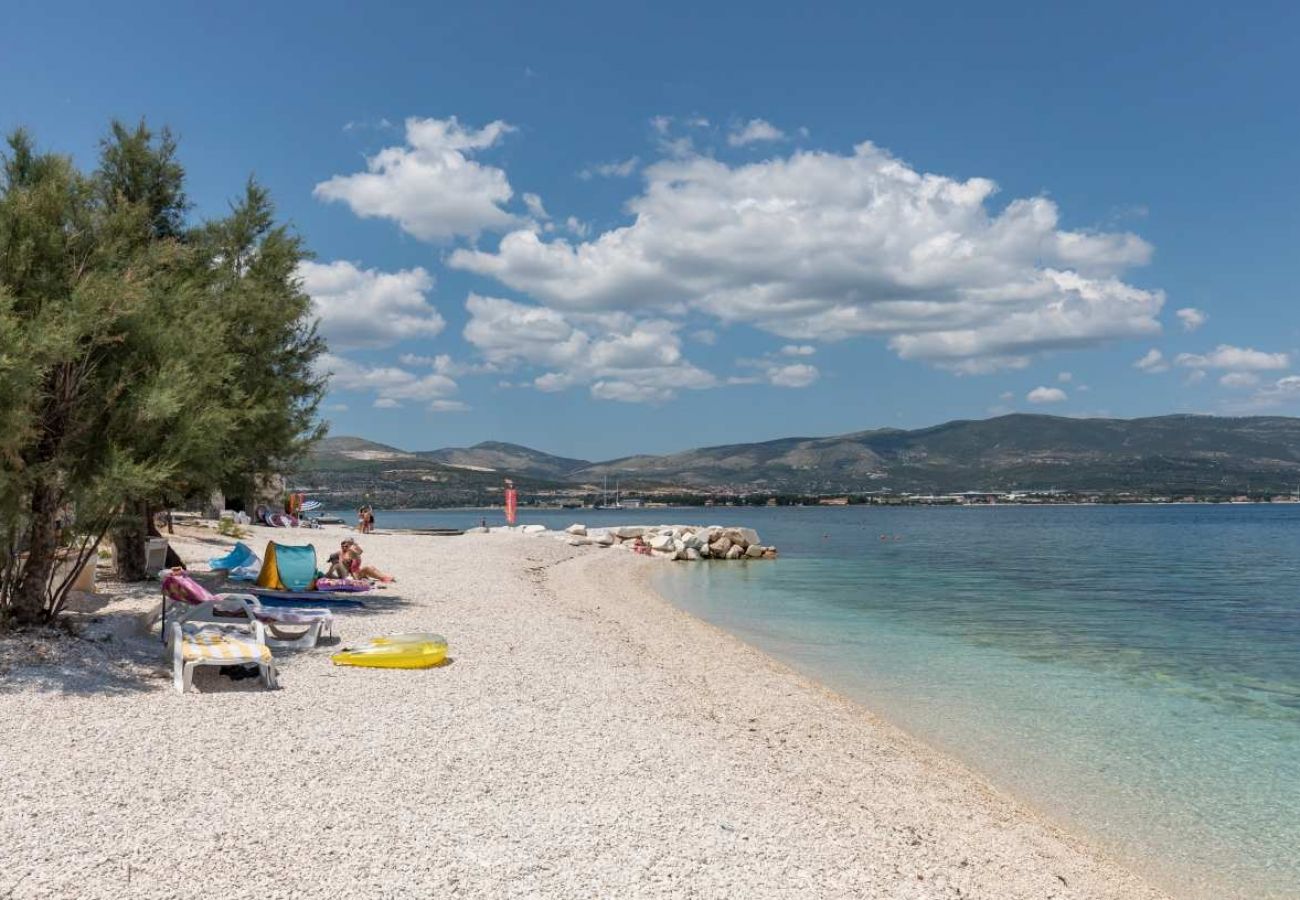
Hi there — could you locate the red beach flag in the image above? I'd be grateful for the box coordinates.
[504,480,517,525]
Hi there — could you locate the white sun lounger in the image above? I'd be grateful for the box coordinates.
[169,621,278,693]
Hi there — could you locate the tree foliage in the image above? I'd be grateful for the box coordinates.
[0,122,325,624]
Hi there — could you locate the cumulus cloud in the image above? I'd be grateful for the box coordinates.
[1174,345,1289,371]
[728,118,785,146]
[314,116,518,241]
[461,295,716,403]
[579,157,640,180]
[318,353,462,411]
[1220,372,1260,388]
[781,344,817,356]
[451,141,1162,373]
[768,363,819,387]
[1134,348,1169,373]
[297,260,443,350]
[1175,307,1207,331]
[1248,375,1300,408]
[1027,386,1067,404]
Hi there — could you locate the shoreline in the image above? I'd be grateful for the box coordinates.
[0,525,1169,898]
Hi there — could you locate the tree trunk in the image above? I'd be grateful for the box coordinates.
[111,502,151,581]
[12,481,62,624]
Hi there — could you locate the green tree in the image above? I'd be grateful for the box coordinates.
[0,122,325,622]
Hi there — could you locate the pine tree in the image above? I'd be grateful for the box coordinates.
[0,122,325,622]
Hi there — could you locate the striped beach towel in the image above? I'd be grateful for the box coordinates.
[179,624,272,664]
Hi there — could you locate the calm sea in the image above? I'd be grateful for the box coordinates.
[342,504,1300,898]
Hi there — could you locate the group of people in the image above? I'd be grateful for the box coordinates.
[356,505,376,533]
[326,538,393,583]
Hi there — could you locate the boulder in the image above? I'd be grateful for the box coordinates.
[464,526,489,534]
[566,537,589,546]
[592,531,615,546]
[725,545,744,560]
[709,536,732,556]
[613,526,646,539]
[762,548,778,559]
[647,534,674,551]
[565,523,587,536]
[734,527,761,546]
[684,548,701,561]
[745,544,764,559]
[521,524,547,534]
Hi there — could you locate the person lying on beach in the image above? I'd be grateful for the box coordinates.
[340,539,394,583]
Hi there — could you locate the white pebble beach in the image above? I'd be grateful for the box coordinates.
[0,524,1169,899]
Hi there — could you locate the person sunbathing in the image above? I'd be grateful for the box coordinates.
[340,539,394,583]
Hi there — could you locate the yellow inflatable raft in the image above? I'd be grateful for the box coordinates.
[331,632,448,669]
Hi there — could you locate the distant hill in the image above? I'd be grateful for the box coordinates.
[577,414,1300,492]
[418,441,591,479]
[300,414,1300,502]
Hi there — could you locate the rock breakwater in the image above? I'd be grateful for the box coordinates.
[468,523,778,561]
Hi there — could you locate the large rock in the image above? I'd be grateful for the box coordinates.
[591,531,615,546]
[762,547,778,559]
[647,534,675,551]
[725,545,744,560]
[464,526,489,534]
[613,526,646,539]
[521,524,547,534]
[709,535,732,556]
[683,547,701,561]
[733,527,761,546]
[565,523,587,536]
[744,544,764,559]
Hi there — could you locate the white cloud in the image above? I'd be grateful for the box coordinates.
[728,118,786,146]
[999,391,1014,401]
[398,353,496,377]
[768,363,819,387]
[314,116,518,241]
[522,192,549,220]
[1184,369,1207,385]
[318,353,461,411]
[1175,307,1207,331]
[1027,386,1068,404]
[690,329,717,345]
[1134,348,1169,373]
[451,141,1161,373]
[1248,375,1300,408]
[1174,345,1289,371]
[297,260,443,350]
[461,295,716,404]
[780,344,817,357]
[579,157,640,180]
[1058,371,1073,382]
[1220,372,1260,388]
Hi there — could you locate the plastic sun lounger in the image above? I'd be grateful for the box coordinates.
[244,588,367,609]
[161,572,335,649]
[169,620,278,693]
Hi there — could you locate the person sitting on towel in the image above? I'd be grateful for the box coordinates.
[340,539,394,583]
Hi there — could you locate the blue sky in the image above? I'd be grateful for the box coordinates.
[5,0,1299,458]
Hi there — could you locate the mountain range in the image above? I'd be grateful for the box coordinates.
[296,414,1300,504]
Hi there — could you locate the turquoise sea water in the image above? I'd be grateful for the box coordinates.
[349,505,1300,897]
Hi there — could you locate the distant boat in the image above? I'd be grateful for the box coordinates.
[594,475,625,510]
[314,515,344,525]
